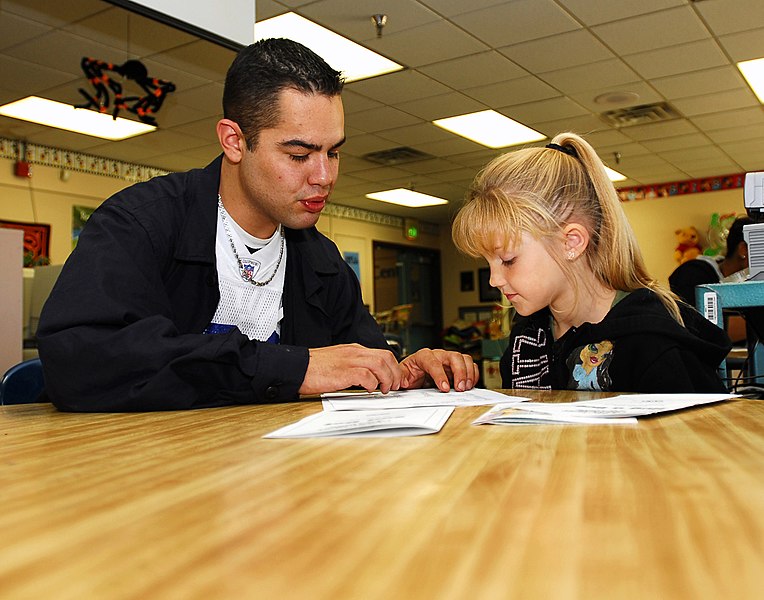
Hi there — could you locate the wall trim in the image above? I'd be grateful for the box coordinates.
[0,137,440,234]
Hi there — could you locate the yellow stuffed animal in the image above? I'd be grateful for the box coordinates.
[674,226,702,264]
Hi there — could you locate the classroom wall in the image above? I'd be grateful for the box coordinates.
[621,188,744,286]
[0,157,130,265]
[1,155,748,332]
[0,155,440,316]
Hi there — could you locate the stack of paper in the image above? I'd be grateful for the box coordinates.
[472,393,737,426]
[263,406,454,438]
[321,388,520,411]
[264,388,525,439]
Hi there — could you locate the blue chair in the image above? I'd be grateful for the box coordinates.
[0,358,45,405]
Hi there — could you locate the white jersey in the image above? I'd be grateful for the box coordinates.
[204,204,286,343]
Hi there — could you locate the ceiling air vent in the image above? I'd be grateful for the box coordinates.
[600,102,681,128]
[362,146,434,165]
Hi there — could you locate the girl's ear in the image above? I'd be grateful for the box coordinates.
[216,119,246,164]
[562,222,590,261]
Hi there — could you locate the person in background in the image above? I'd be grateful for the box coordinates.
[670,216,756,351]
[37,38,477,412]
[669,216,754,306]
[451,132,730,393]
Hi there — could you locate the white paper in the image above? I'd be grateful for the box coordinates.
[472,403,638,425]
[473,393,737,426]
[264,406,454,438]
[321,388,526,411]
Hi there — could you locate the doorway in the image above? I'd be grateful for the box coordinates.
[373,242,442,355]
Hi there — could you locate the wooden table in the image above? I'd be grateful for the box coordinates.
[2,391,763,599]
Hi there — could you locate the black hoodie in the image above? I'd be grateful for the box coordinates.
[500,288,731,393]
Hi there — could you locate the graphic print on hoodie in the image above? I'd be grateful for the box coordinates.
[500,288,731,393]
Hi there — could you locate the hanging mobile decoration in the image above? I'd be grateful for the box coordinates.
[76,57,176,126]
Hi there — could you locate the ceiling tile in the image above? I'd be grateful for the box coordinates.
[452,0,580,47]
[505,96,589,125]
[692,0,764,36]
[569,81,664,113]
[341,90,383,114]
[0,11,50,51]
[641,133,710,152]
[690,107,764,131]
[300,0,440,43]
[558,0,685,27]
[419,52,526,89]
[620,118,699,141]
[499,29,614,73]
[465,76,559,107]
[148,40,236,83]
[4,30,116,77]
[418,0,508,18]
[623,39,729,79]
[396,92,484,121]
[650,66,743,100]
[365,20,488,68]
[717,28,764,63]
[671,88,759,117]
[1,0,106,28]
[592,6,710,56]
[377,122,456,147]
[344,106,422,134]
[538,59,641,95]
[706,123,764,144]
[347,70,450,105]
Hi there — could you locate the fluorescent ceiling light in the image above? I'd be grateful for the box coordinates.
[0,96,156,140]
[605,166,627,182]
[738,57,764,103]
[366,188,449,208]
[255,12,403,83]
[433,110,546,148]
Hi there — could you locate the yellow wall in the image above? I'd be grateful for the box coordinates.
[621,188,744,285]
[0,158,129,264]
[0,156,440,316]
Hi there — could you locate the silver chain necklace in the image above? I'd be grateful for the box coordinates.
[217,194,284,287]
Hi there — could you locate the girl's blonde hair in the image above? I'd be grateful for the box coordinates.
[452,132,683,323]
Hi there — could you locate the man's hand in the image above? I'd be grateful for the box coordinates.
[399,348,479,392]
[299,343,402,396]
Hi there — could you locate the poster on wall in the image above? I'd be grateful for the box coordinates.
[72,205,95,249]
[343,251,361,283]
[0,219,50,267]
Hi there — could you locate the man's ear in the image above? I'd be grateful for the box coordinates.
[216,119,246,164]
[562,222,590,261]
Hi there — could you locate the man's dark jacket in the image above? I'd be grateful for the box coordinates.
[37,156,388,412]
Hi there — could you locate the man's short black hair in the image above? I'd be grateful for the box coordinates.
[222,38,344,150]
[726,216,755,258]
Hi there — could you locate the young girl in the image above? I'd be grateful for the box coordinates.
[452,132,731,393]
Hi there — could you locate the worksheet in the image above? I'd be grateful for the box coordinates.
[264,406,455,438]
[321,388,526,411]
[473,393,737,426]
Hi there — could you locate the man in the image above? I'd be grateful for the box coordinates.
[37,38,477,412]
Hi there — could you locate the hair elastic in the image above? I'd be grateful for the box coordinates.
[546,143,578,158]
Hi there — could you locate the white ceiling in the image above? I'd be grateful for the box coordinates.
[1,0,764,224]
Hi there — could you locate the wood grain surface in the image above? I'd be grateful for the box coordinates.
[1,391,762,599]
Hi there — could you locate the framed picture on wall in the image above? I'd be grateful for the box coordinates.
[478,267,501,303]
[0,219,51,267]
